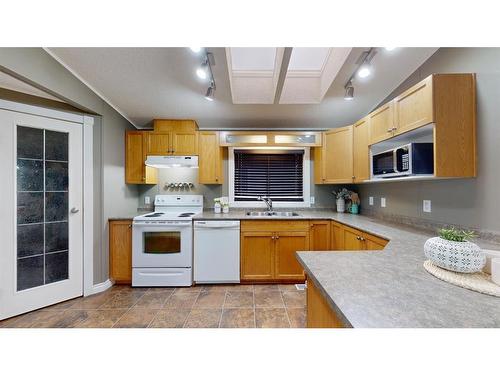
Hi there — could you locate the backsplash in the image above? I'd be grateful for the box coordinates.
[137,159,345,209]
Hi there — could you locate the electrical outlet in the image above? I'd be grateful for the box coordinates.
[144,196,151,205]
[381,197,386,207]
[369,196,374,206]
[423,200,432,213]
[310,196,315,205]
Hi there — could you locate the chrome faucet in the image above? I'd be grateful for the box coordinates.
[258,196,273,213]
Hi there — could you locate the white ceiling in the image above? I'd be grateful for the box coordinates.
[47,47,438,129]
[0,71,65,102]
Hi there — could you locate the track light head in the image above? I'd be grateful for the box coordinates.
[205,82,215,101]
[344,83,354,101]
[357,63,371,78]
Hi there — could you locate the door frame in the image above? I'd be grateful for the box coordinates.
[0,98,97,299]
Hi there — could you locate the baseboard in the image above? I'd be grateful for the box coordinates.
[86,279,114,296]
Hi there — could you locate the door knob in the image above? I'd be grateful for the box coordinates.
[70,207,79,213]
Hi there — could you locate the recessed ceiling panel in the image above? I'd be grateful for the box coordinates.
[230,47,277,71]
[288,47,331,71]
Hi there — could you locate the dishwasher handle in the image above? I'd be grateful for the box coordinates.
[194,221,240,229]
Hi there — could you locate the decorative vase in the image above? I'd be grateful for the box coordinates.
[336,198,345,213]
[214,202,221,214]
[350,203,359,214]
[424,237,486,273]
[222,205,229,214]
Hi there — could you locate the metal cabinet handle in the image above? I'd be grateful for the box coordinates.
[356,236,361,240]
[271,236,276,240]
[70,207,79,213]
[275,236,279,239]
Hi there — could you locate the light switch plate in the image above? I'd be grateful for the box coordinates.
[145,196,151,205]
[310,196,315,205]
[381,197,386,207]
[423,200,432,213]
[369,196,374,206]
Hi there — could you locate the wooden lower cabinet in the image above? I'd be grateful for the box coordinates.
[306,276,346,328]
[240,220,309,282]
[241,231,275,280]
[309,221,331,250]
[109,219,133,284]
[332,220,388,251]
[275,231,310,280]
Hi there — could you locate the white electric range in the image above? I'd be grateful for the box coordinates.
[132,195,203,287]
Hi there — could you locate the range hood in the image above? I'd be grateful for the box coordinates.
[145,155,199,168]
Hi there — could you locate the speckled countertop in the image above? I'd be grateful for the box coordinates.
[193,208,338,220]
[292,214,500,328]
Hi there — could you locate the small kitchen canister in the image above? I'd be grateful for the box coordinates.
[214,201,221,214]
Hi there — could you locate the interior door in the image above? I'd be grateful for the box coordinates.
[0,110,83,320]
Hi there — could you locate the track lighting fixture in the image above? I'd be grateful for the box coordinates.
[205,82,215,101]
[344,82,354,101]
[194,51,216,101]
[357,62,371,78]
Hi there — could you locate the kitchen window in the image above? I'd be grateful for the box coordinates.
[228,147,310,208]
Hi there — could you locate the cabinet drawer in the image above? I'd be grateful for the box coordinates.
[241,220,310,232]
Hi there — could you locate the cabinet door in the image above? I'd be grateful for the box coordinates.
[146,132,171,155]
[241,232,275,280]
[313,142,324,184]
[198,131,222,184]
[310,221,331,250]
[275,231,309,281]
[331,222,344,250]
[109,220,132,283]
[171,131,198,155]
[125,131,157,184]
[394,75,433,135]
[323,125,354,183]
[369,101,395,144]
[343,226,365,251]
[353,117,370,182]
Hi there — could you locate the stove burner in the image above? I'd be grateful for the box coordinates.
[145,213,164,217]
[178,212,195,217]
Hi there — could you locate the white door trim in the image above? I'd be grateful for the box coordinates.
[0,98,100,301]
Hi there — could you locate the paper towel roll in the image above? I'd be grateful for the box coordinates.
[492,258,500,286]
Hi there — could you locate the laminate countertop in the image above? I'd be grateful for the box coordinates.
[292,214,500,328]
[193,208,339,220]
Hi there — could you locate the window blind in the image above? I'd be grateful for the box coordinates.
[234,150,304,202]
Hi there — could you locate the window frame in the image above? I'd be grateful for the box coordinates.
[228,146,311,208]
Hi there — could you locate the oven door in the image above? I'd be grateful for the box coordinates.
[132,221,192,268]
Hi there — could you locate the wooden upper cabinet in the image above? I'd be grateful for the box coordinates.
[323,125,354,184]
[198,131,223,184]
[171,131,198,155]
[147,119,199,155]
[369,101,395,144]
[310,221,331,250]
[109,220,133,283]
[125,131,157,184]
[274,231,309,280]
[353,117,370,183]
[240,231,275,281]
[394,75,433,136]
[146,132,171,155]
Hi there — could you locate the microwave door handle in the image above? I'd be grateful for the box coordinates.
[393,149,399,173]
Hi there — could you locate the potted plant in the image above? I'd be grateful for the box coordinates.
[333,188,351,213]
[424,227,486,273]
[214,198,222,213]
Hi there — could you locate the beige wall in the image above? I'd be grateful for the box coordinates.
[358,48,500,234]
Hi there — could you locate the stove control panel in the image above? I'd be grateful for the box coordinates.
[154,195,203,207]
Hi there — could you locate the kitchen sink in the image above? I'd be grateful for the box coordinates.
[245,211,299,217]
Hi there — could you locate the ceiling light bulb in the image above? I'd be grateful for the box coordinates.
[190,47,202,53]
[196,66,208,80]
[385,47,396,51]
[357,64,371,78]
[344,84,354,101]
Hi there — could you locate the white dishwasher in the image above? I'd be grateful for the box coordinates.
[194,221,240,283]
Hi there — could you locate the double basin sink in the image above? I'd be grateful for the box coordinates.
[246,211,300,217]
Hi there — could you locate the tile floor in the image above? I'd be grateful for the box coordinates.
[0,284,306,328]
